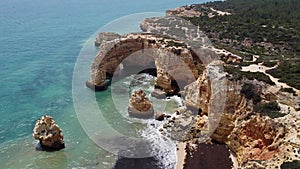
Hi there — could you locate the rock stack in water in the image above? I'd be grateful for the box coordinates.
[33,115,65,151]
[128,89,154,118]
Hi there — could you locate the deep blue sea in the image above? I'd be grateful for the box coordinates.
[0,0,207,168]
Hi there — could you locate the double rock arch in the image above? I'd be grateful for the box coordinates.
[86,33,204,95]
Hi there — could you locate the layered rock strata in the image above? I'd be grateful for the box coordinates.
[183,70,211,115]
[128,89,154,118]
[33,115,65,150]
[228,115,286,164]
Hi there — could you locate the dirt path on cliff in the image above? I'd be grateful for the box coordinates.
[241,63,300,96]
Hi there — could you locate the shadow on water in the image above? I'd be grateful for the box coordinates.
[111,141,166,169]
[112,156,161,169]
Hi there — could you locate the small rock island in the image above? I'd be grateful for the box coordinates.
[128,89,154,119]
[33,115,65,151]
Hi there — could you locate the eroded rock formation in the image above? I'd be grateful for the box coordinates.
[155,111,165,121]
[183,69,211,115]
[86,5,300,169]
[95,32,121,46]
[210,80,249,143]
[227,115,285,164]
[87,33,200,95]
[33,115,65,150]
[128,89,154,118]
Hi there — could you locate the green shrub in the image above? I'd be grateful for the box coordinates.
[280,87,297,96]
[262,61,277,67]
[267,60,300,90]
[241,83,261,104]
[254,101,284,119]
[281,160,300,169]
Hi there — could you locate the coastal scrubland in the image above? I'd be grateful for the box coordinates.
[184,0,300,89]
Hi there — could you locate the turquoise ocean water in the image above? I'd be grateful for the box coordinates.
[0,0,207,168]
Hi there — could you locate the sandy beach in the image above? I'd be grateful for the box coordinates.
[176,142,187,169]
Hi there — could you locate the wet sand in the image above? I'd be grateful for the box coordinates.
[176,142,187,169]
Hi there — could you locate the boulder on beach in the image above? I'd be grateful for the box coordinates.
[33,115,65,151]
[155,111,165,121]
[128,89,154,119]
[151,89,167,99]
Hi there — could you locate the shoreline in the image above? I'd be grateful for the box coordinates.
[176,142,187,169]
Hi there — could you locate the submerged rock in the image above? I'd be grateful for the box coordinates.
[128,89,154,119]
[151,89,167,99]
[33,115,65,151]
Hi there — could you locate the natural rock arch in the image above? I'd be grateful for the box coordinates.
[86,33,202,94]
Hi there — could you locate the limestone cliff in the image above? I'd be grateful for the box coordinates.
[183,69,211,115]
[228,115,285,164]
[167,72,299,168]
[87,33,200,95]
[210,80,248,143]
[94,32,121,46]
[86,5,300,169]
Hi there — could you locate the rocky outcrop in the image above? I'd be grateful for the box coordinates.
[183,70,211,115]
[155,111,165,121]
[151,89,167,99]
[166,5,202,17]
[33,115,65,150]
[211,80,248,143]
[227,115,286,164]
[237,111,300,169]
[128,89,154,118]
[183,78,248,143]
[277,91,300,111]
[87,33,200,95]
[86,5,300,169]
[95,32,121,46]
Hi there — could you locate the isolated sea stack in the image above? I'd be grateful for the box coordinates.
[128,89,154,118]
[33,115,65,151]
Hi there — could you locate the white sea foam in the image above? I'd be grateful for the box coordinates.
[168,95,184,107]
[140,119,177,169]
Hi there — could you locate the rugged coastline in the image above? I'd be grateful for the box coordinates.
[85,0,300,169]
